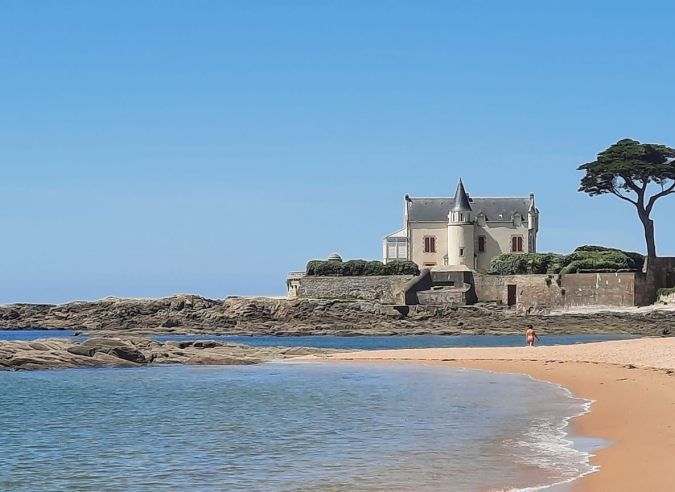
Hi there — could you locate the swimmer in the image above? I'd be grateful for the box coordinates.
[526,325,539,347]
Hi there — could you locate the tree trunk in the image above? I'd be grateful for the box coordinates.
[638,209,657,258]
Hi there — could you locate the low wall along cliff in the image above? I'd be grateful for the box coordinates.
[474,272,641,310]
[296,275,414,304]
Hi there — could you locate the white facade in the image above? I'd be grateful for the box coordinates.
[383,180,539,272]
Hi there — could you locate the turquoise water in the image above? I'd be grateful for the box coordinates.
[0,330,638,348]
[0,363,599,491]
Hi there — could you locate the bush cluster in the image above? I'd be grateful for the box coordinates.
[487,253,565,275]
[658,287,675,298]
[487,246,645,275]
[306,259,420,277]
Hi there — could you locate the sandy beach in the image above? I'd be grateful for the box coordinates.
[302,337,675,492]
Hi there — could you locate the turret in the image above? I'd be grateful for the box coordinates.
[447,179,475,268]
[448,178,472,224]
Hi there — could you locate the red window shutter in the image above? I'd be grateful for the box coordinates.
[518,237,523,252]
[424,237,436,253]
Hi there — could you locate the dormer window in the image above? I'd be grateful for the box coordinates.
[514,213,522,227]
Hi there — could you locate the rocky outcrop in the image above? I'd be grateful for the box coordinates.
[0,337,338,371]
[0,294,674,337]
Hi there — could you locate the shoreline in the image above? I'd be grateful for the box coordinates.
[302,339,675,492]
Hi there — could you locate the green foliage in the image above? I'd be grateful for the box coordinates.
[658,287,675,298]
[577,139,675,257]
[488,246,645,275]
[578,139,675,196]
[488,253,566,275]
[386,260,421,276]
[305,259,419,276]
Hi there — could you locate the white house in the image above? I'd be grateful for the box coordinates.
[383,179,539,271]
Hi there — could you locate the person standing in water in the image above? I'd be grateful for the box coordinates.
[526,325,539,347]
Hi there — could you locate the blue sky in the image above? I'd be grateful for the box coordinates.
[2,1,675,304]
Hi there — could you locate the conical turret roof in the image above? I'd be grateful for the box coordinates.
[451,178,472,212]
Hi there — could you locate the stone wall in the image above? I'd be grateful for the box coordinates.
[658,291,675,304]
[474,274,564,310]
[474,272,642,311]
[296,275,414,304]
[563,272,638,308]
[643,257,675,304]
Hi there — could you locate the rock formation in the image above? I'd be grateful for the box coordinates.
[0,336,337,371]
[0,295,673,337]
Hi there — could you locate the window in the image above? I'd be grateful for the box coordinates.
[424,236,436,253]
[397,242,407,259]
[459,247,465,257]
[512,236,524,253]
[478,236,486,253]
[387,239,408,260]
[388,242,397,259]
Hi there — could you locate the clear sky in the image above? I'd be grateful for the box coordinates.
[2,1,675,304]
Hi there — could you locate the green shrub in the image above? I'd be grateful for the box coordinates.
[658,287,675,298]
[487,253,565,275]
[488,246,644,276]
[342,260,367,276]
[386,260,421,276]
[305,259,419,276]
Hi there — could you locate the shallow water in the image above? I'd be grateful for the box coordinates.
[0,330,638,349]
[0,363,600,491]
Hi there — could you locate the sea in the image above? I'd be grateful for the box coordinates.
[0,340,608,491]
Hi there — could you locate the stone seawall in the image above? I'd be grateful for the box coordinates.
[474,272,641,311]
[296,276,413,303]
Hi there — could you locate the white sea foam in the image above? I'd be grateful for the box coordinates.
[475,371,603,492]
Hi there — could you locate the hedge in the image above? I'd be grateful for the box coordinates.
[658,287,675,298]
[487,253,566,275]
[488,246,645,275]
[306,259,420,277]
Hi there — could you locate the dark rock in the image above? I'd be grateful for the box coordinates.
[109,346,147,363]
[67,346,96,357]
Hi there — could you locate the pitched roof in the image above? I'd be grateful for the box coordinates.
[408,197,532,222]
[451,179,472,212]
[384,228,407,239]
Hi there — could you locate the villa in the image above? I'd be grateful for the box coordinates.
[383,179,540,271]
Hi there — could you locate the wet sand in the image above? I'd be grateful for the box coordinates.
[302,338,675,492]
